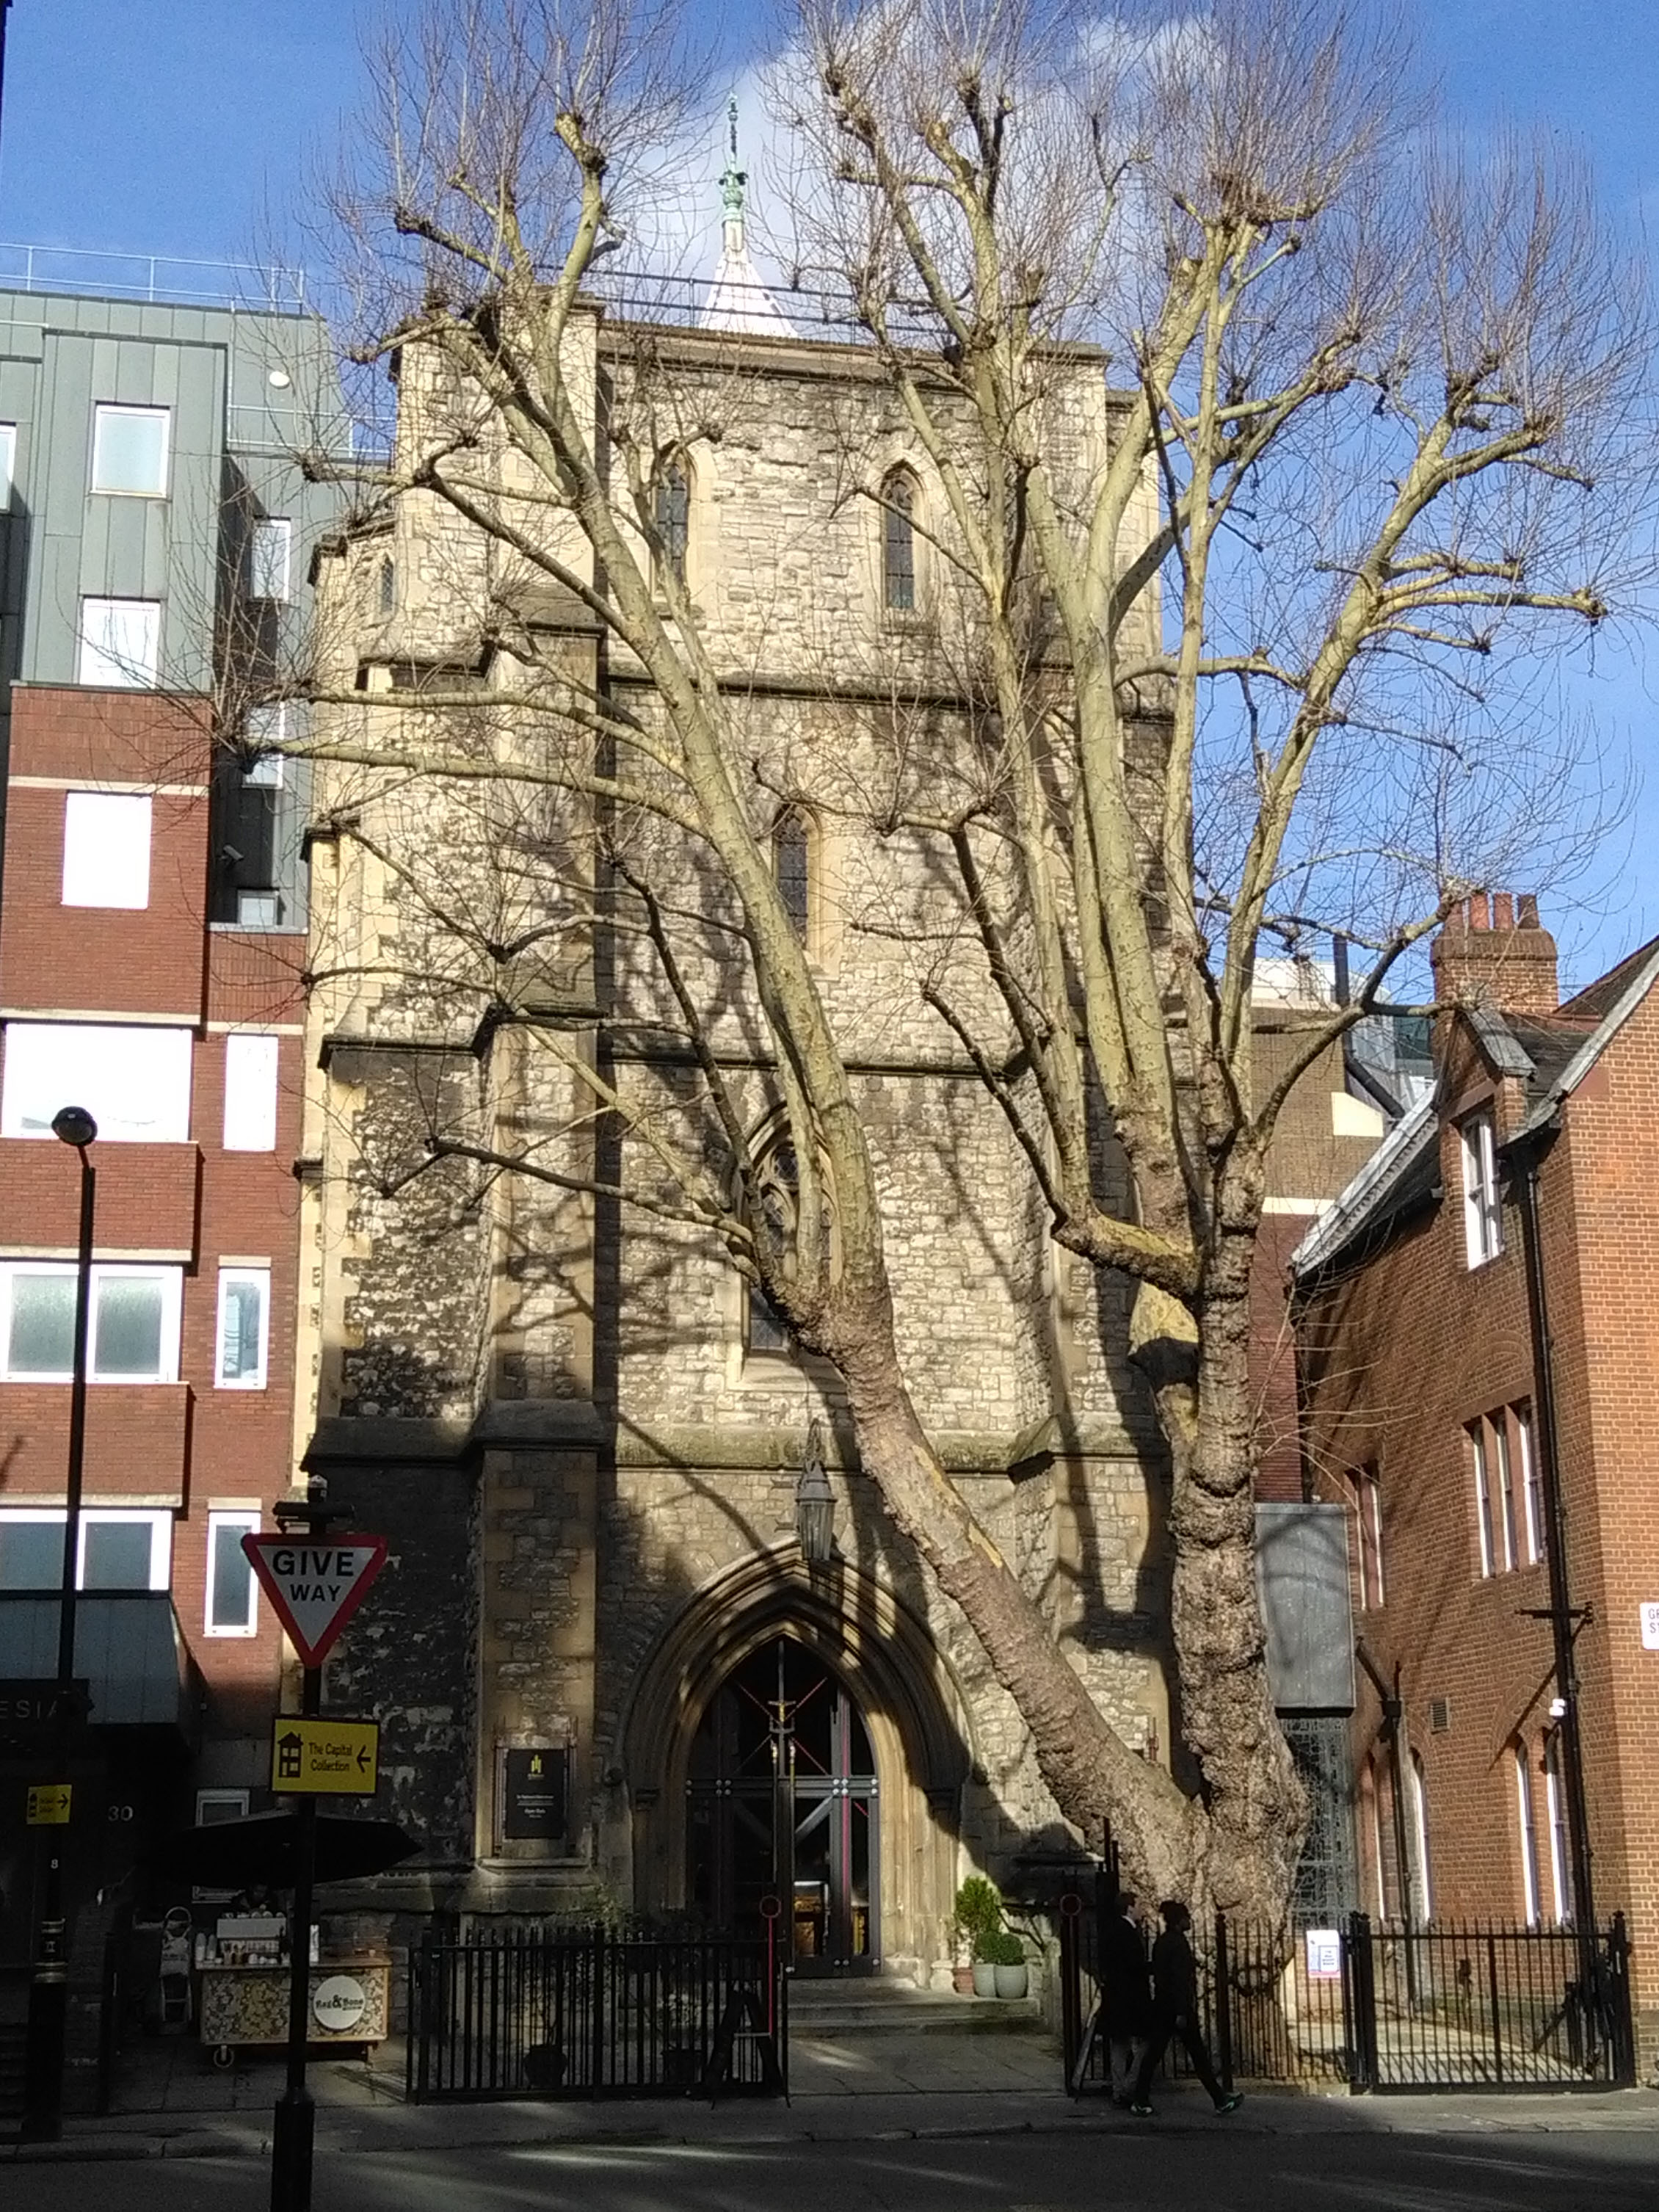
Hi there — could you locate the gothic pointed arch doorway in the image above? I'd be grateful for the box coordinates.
[688,1636,879,1975]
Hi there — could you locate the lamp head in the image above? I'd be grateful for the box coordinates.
[51,1104,98,1148]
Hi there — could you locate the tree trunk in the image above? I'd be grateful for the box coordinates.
[818,1288,1204,1906]
[1158,1223,1306,1922]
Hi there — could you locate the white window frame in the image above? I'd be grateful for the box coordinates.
[91,403,170,498]
[1470,1421,1495,1578]
[196,1787,250,1826]
[1408,1752,1433,1921]
[247,517,292,602]
[0,422,16,509]
[222,1034,280,1152]
[1493,1416,1517,1573]
[1460,1109,1503,1266]
[78,596,161,689]
[0,1261,183,1383]
[1515,1744,1542,1925]
[1544,1736,1571,1925]
[204,1509,261,1635]
[244,703,289,788]
[214,1266,270,1390]
[1,1020,194,1144]
[62,791,152,910]
[1517,1404,1543,1565]
[0,1505,170,1589]
[234,888,282,929]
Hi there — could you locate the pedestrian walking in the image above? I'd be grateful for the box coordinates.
[1128,1899,1244,2116]
[1100,1890,1152,2103]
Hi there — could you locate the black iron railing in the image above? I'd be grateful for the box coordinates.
[1059,1888,1634,2096]
[1348,1914,1633,2092]
[406,1927,788,2103]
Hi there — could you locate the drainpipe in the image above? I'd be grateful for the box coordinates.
[1511,1123,1597,1940]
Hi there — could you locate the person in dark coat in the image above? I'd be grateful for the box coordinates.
[1129,1899,1244,2115]
[1100,1890,1153,2103]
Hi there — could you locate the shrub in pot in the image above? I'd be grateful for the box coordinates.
[953,1876,1002,1996]
[984,1927,1028,2000]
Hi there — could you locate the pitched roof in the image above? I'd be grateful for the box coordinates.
[1291,937,1659,1280]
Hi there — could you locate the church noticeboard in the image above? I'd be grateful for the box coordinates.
[502,1748,568,1843]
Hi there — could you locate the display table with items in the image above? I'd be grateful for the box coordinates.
[195,1914,391,2067]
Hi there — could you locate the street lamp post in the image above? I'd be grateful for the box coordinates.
[21,1104,98,2142]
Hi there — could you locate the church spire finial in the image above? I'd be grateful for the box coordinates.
[719,94,747,253]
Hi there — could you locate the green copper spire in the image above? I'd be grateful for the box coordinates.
[719,95,747,250]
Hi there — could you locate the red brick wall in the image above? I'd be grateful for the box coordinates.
[1,688,298,1755]
[1299,994,1659,2051]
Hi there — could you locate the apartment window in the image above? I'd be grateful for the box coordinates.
[1514,1744,1542,1925]
[1517,1404,1544,1565]
[205,1511,261,1634]
[377,556,396,616]
[0,422,16,507]
[197,1788,250,1825]
[882,469,917,612]
[62,791,151,910]
[1,1021,192,1143]
[772,808,810,943]
[215,1268,269,1388]
[1470,1421,1495,1578]
[79,597,161,688]
[0,1262,182,1382]
[654,461,689,591]
[1493,1416,1518,1573]
[1544,1735,1572,1924]
[247,518,292,602]
[1354,1466,1384,1609]
[222,1034,279,1151]
[1460,1109,1503,1266]
[0,1506,170,1589]
[243,703,288,787]
[1409,1751,1433,1921]
[236,889,281,929]
[91,404,170,497]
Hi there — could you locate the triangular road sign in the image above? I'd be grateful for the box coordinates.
[242,1532,388,1667]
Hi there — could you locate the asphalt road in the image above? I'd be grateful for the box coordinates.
[12,2127,1659,2212]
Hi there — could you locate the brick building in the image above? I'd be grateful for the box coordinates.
[1293,893,1659,2056]
[0,283,342,2060]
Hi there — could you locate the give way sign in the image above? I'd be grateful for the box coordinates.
[242,1532,388,1667]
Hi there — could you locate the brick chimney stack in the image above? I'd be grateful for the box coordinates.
[1431,891,1559,1015]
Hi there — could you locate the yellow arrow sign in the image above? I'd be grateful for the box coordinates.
[26,1783,72,1825]
[270,1717,379,1796]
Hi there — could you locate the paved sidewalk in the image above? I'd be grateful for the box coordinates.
[8,2025,1659,2164]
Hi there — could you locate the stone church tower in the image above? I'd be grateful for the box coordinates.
[291,183,1173,1985]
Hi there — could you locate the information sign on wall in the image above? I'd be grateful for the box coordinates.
[502,1747,568,1842]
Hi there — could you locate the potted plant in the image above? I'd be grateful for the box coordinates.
[953,1876,1002,1997]
[984,1926,1028,2001]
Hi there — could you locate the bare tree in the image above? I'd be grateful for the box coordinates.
[773,0,1652,1913]
[281,0,1650,1921]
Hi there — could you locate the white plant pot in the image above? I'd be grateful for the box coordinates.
[971,1962,998,1997]
[992,1962,1028,1999]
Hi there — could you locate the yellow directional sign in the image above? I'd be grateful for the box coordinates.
[26,1783,72,1825]
[271,1717,379,1796]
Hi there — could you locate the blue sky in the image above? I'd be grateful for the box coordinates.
[4,0,1655,984]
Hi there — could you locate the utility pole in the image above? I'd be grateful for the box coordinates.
[21,1105,97,2142]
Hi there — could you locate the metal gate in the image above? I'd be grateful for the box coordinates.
[407,1926,788,2102]
[1345,1913,1634,2092]
[1059,1889,1635,2095]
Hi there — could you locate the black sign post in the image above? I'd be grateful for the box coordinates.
[264,1479,381,2212]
